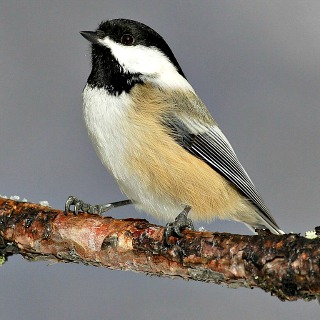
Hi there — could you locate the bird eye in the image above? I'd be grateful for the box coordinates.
[121,34,135,46]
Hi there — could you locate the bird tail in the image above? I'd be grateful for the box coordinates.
[245,222,285,235]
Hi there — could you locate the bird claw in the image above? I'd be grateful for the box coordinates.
[65,196,107,215]
[164,206,194,246]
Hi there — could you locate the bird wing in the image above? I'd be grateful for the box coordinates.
[162,108,282,233]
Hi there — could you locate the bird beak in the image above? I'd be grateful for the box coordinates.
[80,31,100,44]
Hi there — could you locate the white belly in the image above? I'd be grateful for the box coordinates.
[83,85,133,180]
[82,85,183,221]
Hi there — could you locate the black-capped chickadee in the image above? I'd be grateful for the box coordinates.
[66,18,284,241]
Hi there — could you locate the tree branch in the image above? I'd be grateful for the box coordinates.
[0,197,319,302]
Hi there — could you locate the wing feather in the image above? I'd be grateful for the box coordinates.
[163,113,282,233]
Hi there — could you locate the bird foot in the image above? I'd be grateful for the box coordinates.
[164,206,194,246]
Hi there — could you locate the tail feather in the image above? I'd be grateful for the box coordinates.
[245,223,285,235]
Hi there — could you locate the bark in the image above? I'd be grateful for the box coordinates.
[0,197,319,302]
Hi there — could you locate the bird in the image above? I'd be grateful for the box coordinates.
[65,18,284,242]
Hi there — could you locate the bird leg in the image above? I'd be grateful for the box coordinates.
[65,196,132,215]
[164,205,194,245]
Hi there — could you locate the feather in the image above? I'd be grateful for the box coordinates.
[163,110,283,234]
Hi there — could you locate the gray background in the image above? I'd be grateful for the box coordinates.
[1,1,319,319]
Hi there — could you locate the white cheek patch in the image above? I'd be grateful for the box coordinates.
[99,37,173,74]
[98,36,194,91]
